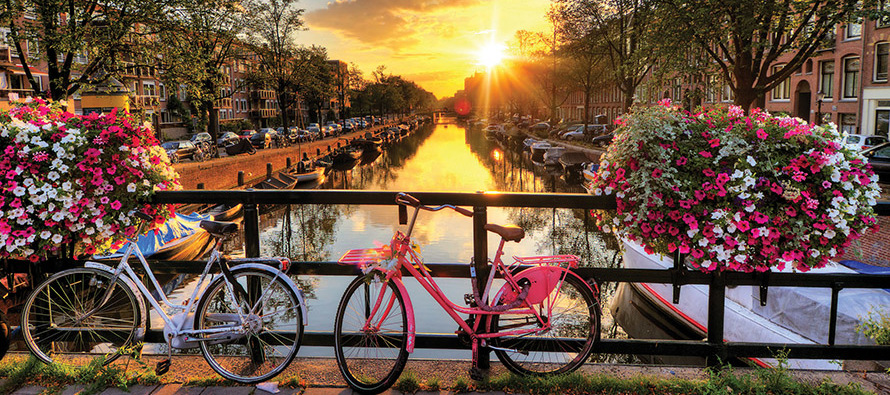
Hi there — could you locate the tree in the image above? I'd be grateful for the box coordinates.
[155,0,247,155]
[558,0,655,113]
[654,0,871,109]
[291,46,331,124]
[1,0,174,100]
[243,0,305,131]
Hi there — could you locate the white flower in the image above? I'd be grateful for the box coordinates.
[47,171,60,181]
[824,229,836,239]
[746,156,757,166]
[51,234,63,244]
[127,183,137,193]
[12,186,25,196]
[39,230,51,239]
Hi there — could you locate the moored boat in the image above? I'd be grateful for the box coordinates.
[613,239,890,369]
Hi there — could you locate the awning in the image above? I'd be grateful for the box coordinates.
[1,65,48,76]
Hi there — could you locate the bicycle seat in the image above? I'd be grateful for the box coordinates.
[484,224,525,242]
[200,220,239,236]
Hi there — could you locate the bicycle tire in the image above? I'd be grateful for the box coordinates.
[490,272,600,376]
[196,267,303,384]
[334,273,409,394]
[21,267,142,368]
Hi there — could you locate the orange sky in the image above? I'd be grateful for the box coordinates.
[297,0,552,99]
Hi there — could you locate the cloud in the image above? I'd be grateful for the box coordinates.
[306,0,482,47]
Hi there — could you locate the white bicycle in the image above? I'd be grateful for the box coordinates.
[21,213,308,383]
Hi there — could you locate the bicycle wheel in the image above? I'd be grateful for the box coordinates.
[490,273,600,375]
[334,274,409,394]
[21,268,142,368]
[196,267,303,384]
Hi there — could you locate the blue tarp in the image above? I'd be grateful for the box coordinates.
[95,212,211,259]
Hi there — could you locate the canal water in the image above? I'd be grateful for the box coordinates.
[227,116,626,360]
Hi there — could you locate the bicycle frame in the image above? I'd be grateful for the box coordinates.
[86,235,308,347]
[344,205,588,355]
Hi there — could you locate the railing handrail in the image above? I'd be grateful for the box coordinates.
[146,189,890,367]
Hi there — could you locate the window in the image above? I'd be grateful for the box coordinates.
[841,113,858,133]
[877,102,890,137]
[843,57,860,99]
[159,84,166,100]
[772,65,791,101]
[845,22,862,39]
[142,82,156,97]
[877,43,889,82]
[820,61,835,98]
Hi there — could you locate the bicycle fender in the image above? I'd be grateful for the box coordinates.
[494,267,596,306]
[83,261,149,342]
[368,268,416,353]
[228,263,309,326]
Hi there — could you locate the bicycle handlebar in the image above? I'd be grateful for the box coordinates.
[395,192,473,218]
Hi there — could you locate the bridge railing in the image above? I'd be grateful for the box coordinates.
[146,189,890,367]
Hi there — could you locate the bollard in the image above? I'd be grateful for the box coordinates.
[266,163,273,179]
[286,157,292,168]
[237,171,244,186]
[196,183,204,190]
[316,148,321,155]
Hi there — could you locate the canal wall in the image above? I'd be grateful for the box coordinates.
[173,123,398,190]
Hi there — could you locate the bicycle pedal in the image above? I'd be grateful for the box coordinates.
[155,359,171,376]
[463,293,476,306]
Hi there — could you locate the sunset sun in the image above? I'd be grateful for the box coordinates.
[476,42,507,68]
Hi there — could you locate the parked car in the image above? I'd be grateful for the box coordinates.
[250,129,276,149]
[861,142,890,183]
[239,129,257,140]
[845,134,888,151]
[561,124,607,141]
[217,131,240,147]
[189,132,218,157]
[162,140,204,163]
[592,132,615,148]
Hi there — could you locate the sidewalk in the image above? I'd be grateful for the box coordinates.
[3,354,890,395]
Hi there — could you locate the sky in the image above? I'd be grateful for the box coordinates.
[296,0,552,99]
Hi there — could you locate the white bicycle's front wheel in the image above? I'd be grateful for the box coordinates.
[21,268,143,368]
[196,267,303,383]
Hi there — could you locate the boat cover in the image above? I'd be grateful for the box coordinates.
[95,212,212,259]
[622,240,890,369]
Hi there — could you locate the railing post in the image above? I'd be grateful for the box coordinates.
[244,200,260,258]
[472,194,489,370]
[237,171,244,187]
[707,270,726,366]
[266,163,273,180]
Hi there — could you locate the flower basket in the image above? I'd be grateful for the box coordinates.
[589,101,880,272]
[0,99,180,262]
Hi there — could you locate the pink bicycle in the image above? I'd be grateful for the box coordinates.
[335,193,601,393]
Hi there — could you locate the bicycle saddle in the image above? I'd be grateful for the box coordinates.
[199,220,239,236]
[484,224,525,242]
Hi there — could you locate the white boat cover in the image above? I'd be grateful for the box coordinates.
[622,240,890,369]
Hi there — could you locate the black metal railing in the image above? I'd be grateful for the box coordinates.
[149,189,890,368]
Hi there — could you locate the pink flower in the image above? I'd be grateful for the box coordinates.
[699,151,713,158]
[756,129,768,139]
[651,168,663,178]
[676,157,688,166]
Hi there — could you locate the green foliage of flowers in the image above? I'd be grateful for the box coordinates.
[589,101,881,272]
[857,308,890,346]
[0,99,180,261]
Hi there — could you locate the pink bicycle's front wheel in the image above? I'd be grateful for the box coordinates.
[489,273,600,376]
[334,273,409,394]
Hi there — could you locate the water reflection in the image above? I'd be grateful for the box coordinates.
[247,117,628,359]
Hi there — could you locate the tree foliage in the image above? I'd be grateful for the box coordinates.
[653,0,875,109]
[1,0,175,100]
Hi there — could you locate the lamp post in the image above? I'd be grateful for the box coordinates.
[815,91,825,125]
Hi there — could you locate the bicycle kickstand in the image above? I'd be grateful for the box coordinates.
[469,338,486,381]
[155,333,173,376]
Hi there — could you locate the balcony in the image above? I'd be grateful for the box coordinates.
[250,90,276,100]
[249,108,277,118]
[214,98,232,109]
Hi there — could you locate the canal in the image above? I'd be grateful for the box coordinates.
[223,116,626,360]
[135,116,625,361]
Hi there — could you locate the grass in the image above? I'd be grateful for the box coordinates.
[0,354,879,394]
